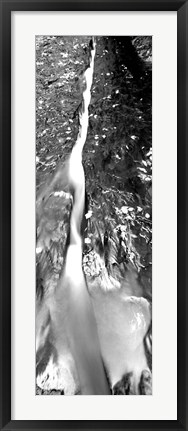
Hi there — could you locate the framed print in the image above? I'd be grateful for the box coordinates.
[0,0,187,430]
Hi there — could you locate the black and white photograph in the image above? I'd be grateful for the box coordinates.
[36,36,152,396]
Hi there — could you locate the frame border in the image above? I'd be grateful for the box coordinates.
[0,1,187,430]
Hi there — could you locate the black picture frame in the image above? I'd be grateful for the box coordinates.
[0,0,187,430]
